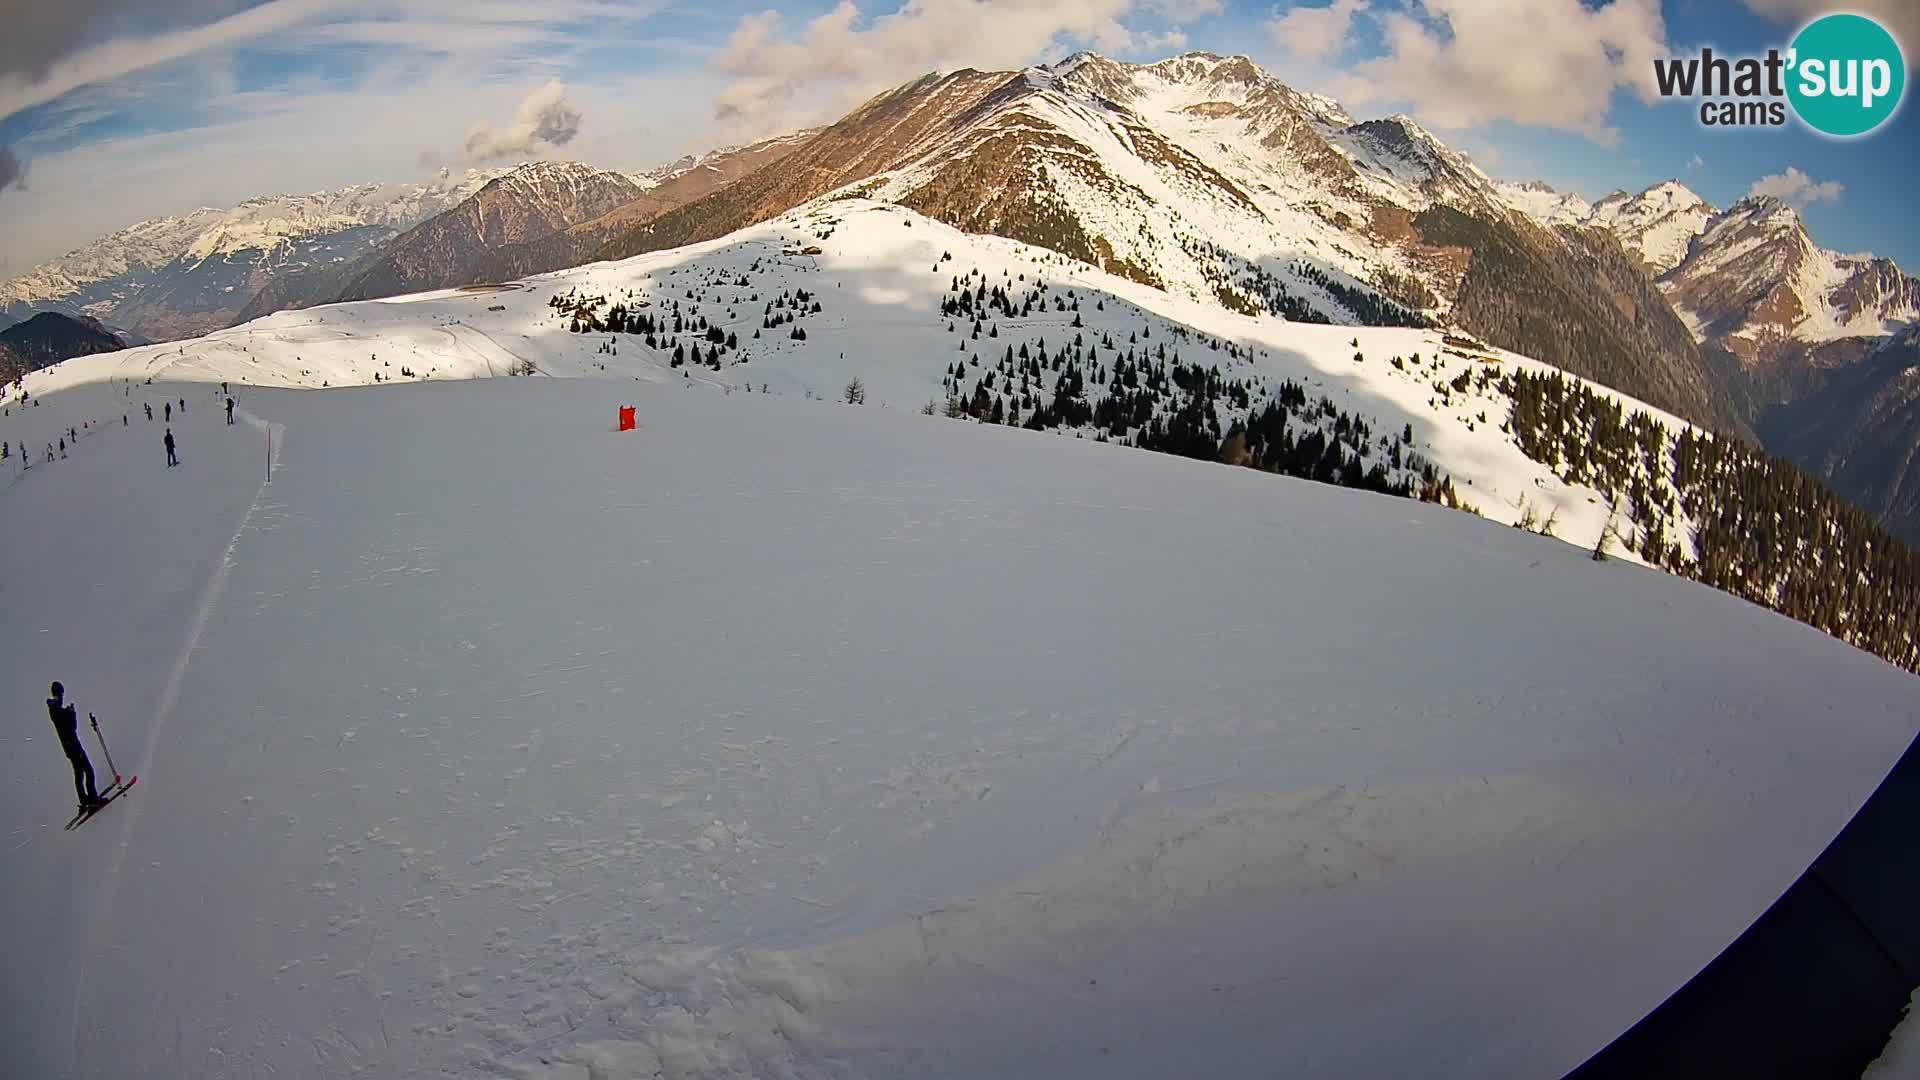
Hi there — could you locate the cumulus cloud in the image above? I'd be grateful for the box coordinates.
[1267,0,1367,62]
[0,144,25,192]
[462,79,582,162]
[1747,166,1844,207]
[1742,0,1918,60]
[710,0,1199,137]
[1329,0,1670,145]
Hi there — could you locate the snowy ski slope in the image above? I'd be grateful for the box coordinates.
[7,199,1706,568]
[1,351,1915,1078]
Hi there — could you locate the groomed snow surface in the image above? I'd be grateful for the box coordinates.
[2,365,1915,1079]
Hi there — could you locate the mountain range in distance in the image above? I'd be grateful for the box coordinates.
[3,50,1915,542]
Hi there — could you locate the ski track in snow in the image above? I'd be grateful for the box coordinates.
[2,194,1917,1076]
[69,402,284,1072]
[0,374,1911,1079]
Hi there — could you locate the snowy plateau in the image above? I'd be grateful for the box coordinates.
[1,199,1917,1079]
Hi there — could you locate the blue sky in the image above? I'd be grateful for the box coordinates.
[0,0,1915,272]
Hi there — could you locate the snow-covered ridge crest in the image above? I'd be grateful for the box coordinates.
[1581,180,1715,274]
[1659,192,1920,345]
[17,197,1704,575]
[2,169,508,301]
[1501,178,1918,345]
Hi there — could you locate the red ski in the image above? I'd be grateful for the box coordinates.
[65,775,137,831]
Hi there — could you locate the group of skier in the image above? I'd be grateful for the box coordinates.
[8,385,238,474]
[26,384,245,814]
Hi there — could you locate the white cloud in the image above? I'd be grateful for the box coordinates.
[0,0,657,125]
[0,59,713,272]
[1326,0,1670,146]
[710,0,1188,139]
[1686,154,1704,170]
[0,0,702,269]
[462,80,583,162]
[1747,166,1844,207]
[1267,0,1367,62]
[1742,0,1919,60]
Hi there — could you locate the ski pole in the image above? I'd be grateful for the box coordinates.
[89,712,123,786]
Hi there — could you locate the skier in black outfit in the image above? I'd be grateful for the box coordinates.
[145,402,152,421]
[164,427,178,467]
[225,397,235,426]
[164,402,171,422]
[48,682,103,809]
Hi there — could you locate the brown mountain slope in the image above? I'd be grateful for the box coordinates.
[598,55,1747,436]
[334,162,647,301]
[598,69,1026,261]
[1411,207,1748,436]
[462,133,813,281]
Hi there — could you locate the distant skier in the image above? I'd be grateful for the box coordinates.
[164,427,178,467]
[47,682,103,810]
[164,402,171,422]
[225,397,235,426]
[178,397,185,414]
[58,437,65,459]
[144,402,152,421]
[221,382,228,396]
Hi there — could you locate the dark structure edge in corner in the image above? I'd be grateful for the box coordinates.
[1566,730,1920,1080]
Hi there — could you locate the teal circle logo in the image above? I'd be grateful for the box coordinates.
[1787,13,1905,136]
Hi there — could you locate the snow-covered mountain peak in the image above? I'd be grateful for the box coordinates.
[3,172,505,305]
[1577,179,1716,273]
[1719,193,1803,232]
[1143,51,1262,84]
[1336,114,1501,213]
[1042,50,1352,125]
[1494,180,1594,226]
[1661,192,1919,348]
[487,160,631,199]
[1690,196,1811,262]
[1642,179,1707,208]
